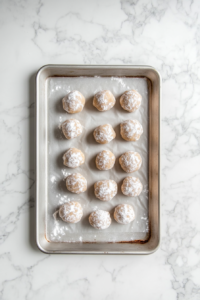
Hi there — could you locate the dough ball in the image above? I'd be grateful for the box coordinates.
[63,148,85,168]
[62,91,85,113]
[121,177,143,197]
[94,180,117,201]
[66,173,87,194]
[119,151,142,173]
[62,119,83,140]
[59,201,83,223]
[120,120,143,141]
[93,124,116,144]
[114,204,135,225]
[89,210,111,229]
[93,90,115,111]
[95,150,115,171]
[120,90,142,112]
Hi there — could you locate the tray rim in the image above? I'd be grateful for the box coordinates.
[36,64,161,255]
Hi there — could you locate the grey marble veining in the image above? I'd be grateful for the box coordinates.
[0,0,200,299]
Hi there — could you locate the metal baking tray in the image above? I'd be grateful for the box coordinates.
[36,65,161,254]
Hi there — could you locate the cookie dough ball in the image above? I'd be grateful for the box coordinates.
[120,90,142,112]
[89,210,111,229]
[93,90,115,111]
[63,148,85,168]
[96,150,115,171]
[93,124,116,144]
[59,201,83,223]
[114,204,135,225]
[66,173,87,194]
[94,180,117,201]
[121,177,143,197]
[62,119,83,140]
[120,120,143,141]
[62,91,85,113]
[119,151,142,173]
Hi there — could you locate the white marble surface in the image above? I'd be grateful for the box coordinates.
[0,0,200,299]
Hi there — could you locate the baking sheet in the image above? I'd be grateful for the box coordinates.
[46,76,149,242]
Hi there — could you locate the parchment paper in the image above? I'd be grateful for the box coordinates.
[46,76,149,242]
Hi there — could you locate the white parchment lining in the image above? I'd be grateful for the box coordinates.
[46,76,149,243]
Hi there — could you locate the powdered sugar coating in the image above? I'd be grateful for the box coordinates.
[94,180,117,201]
[63,148,85,168]
[89,210,111,229]
[62,91,85,113]
[119,151,142,173]
[96,150,115,170]
[62,119,83,139]
[59,201,83,223]
[93,124,116,144]
[120,90,142,112]
[93,90,115,111]
[66,173,87,194]
[120,120,143,141]
[121,177,143,197]
[114,204,135,225]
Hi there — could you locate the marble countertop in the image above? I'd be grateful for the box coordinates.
[0,0,200,299]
